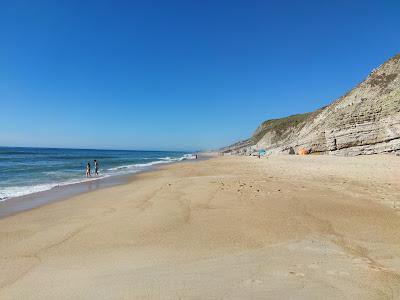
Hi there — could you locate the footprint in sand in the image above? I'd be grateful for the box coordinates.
[288,271,305,277]
[326,270,350,276]
[245,278,263,285]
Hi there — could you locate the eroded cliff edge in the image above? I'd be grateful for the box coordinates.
[222,54,400,156]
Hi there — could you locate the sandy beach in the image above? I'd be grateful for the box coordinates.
[1,154,400,299]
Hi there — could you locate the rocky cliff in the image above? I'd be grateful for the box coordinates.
[222,54,400,156]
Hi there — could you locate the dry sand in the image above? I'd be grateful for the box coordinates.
[1,154,400,299]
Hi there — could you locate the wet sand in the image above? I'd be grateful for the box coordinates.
[1,155,400,299]
[0,174,130,218]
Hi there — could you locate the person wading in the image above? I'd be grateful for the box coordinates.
[94,159,99,176]
[86,162,91,178]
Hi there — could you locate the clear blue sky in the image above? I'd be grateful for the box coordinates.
[1,0,399,151]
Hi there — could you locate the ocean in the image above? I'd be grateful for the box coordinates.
[0,147,195,201]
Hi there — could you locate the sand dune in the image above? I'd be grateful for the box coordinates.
[1,155,400,299]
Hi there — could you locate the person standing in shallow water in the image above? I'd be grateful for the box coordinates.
[86,162,91,178]
[94,159,99,176]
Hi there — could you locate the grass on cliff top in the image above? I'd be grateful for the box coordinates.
[252,111,321,143]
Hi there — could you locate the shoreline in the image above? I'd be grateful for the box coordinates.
[0,153,212,219]
[1,154,399,299]
[0,173,131,219]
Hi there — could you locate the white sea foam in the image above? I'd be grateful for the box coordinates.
[0,175,112,202]
[107,154,195,171]
[0,184,58,201]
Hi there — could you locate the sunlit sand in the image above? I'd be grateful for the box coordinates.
[1,155,400,299]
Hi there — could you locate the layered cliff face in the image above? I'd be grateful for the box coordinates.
[222,54,400,156]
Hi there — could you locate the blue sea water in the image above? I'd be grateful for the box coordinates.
[0,147,195,200]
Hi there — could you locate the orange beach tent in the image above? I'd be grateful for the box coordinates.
[297,148,309,155]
